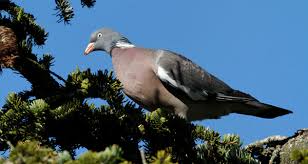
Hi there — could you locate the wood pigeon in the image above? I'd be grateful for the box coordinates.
[84,28,292,121]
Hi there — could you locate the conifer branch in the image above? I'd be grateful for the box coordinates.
[54,0,74,24]
[81,0,96,8]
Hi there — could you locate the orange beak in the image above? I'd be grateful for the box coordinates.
[84,42,95,55]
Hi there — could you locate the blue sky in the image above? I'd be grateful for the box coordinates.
[1,0,308,147]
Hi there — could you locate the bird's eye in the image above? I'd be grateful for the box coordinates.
[97,33,103,38]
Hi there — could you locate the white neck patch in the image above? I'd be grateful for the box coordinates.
[115,41,135,48]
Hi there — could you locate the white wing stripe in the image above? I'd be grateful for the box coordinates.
[157,66,178,87]
[157,66,207,101]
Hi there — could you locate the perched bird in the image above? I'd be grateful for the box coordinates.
[84,28,292,121]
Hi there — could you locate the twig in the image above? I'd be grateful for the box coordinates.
[140,149,147,164]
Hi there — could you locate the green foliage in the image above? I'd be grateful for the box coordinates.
[194,126,257,164]
[54,0,74,24]
[143,109,196,163]
[0,141,131,164]
[151,150,175,164]
[0,141,189,164]
[38,54,55,70]
[0,69,143,159]
[7,140,60,164]
[54,0,96,23]
[70,145,126,164]
[291,149,308,164]
[0,94,49,150]
[81,0,96,8]
[66,69,123,102]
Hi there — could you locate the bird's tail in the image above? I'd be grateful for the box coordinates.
[234,101,292,118]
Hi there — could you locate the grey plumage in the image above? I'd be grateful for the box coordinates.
[155,49,233,100]
[84,28,292,121]
[87,28,132,54]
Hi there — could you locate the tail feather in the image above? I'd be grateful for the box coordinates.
[235,101,292,118]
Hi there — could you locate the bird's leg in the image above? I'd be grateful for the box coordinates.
[174,106,188,120]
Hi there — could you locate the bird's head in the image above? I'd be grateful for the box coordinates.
[84,28,132,55]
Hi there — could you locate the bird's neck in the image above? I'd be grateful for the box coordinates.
[110,37,135,54]
[115,41,135,48]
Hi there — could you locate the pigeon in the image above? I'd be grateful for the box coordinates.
[84,28,292,121]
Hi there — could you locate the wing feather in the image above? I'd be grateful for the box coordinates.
[155,50,256,102]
